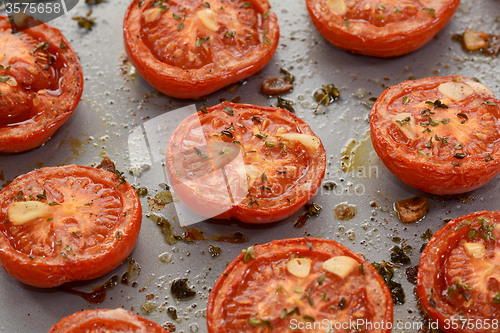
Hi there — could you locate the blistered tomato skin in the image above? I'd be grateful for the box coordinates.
[0,165,142,288]
[0,16,83,153]
[370,76,500,195]
[48,308,170,333]
[306,0,460,57]
[165,102,326,224]
[207,237,393,333]
[123,0,279,99]
[418,211,500,333]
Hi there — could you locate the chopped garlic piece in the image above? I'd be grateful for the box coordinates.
[280,133,320,150]
[391,113,416,140]
[464,242,486,259]
[286,258,311,278]
[463,28,487,51]
[197,9,219,31]
[325,0,347,15]
[8,201,52,226]
[322,256,358,279]
[467,80,493,96]
[5,77,17,87]
[438,82,473,102]
[143,7,162,23]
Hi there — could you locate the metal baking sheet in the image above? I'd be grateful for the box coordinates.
[0,0,499,332]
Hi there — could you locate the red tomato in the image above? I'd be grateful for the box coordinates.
[0,16,83,153]
[0,164,142,288]
[48,308,170,332]
[370,76,500,195]
[418,211,500,333]
[207,237,393,332]
[123,0,279,99]
[306,0,460,57]
[165,102,326,223]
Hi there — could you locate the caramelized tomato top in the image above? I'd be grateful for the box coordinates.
[418,211,500,332]
[165,102,326,223]
[371,76,500,167]
[0,16,83,152]
[208,238,393,333]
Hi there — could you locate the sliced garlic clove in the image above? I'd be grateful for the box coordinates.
[463,28,487,51]
[322,256,358,279]
[325,0,347,15]
[279,133,320,150]
[438,82,473,102]
[464,242,486,259]
[197,8,219,32]
[8,201,53,226]
[143,7,162,23]
[392,113,416,140]
[286,258,312,278]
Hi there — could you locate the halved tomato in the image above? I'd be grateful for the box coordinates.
[306,0,460,57]
[123,0,279,99]
[48,308,170,332]
[370,76,500,195]
[418,211,500,333]
[0,164,142,288]
[207,237,393,332]
[165,102,326,223]
[0,16,83,153]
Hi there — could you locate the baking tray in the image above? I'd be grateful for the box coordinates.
[0,0,499,332]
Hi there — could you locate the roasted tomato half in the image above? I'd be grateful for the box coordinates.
[370,76,500,195]
[123,0,279,99]
[306,0,460,57]
[165,102,326,224]
[0,164,142,288]
[48,308,170,333]
[418,211,500,333]
[0,16,83,153]
[207,237,393,332]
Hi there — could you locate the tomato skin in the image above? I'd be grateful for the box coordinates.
[165,102,326,224]
[370,76,500,195]
[0,165,142,288]
[48,308,170,333]
[306,0,460,57]
[0,16,83,153]
[207,237,393,333]
[123,0,279,99]
[418,211,500,333]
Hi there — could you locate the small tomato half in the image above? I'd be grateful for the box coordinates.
[0,16,83,153]
[0,164,142,288]
[123,0,279,99]
[48,308,170,333]
[165,102,326,223]
[418,211,500,333]
[207,237,393,332]
[370,76,500,195]
[306,0,460,57]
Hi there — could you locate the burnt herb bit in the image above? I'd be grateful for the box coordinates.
[314,84,340,106]
[454,152,466,159]
[434,135,448,147]
[305,203,322,217]
[323,181,337,190]
[484,100,498,106]
[254,131,268,139]
[421,108,434,116]
[224,30,236,38]
[196,36,210,47]
[223,104,234,116]
[405,266,418,285]
[221,130,233,138]
[390,245,411,265]
[251,115,261,123]
[277,96,295,113]
[280,68,295,84]
[372,261,405,304]
[421,228,434,242]
[395,116,411,126]
[36,190,47,201]
[72,16,96,30]
[485,154,493,162]
[422,7,436,18]
[242,245,256,263]
[171,278,196,300]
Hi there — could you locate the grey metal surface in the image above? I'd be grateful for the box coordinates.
[0,0,499,332]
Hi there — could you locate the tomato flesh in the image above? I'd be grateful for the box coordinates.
[0,165,142,288]
[345,0,420,27]
[165,102,326,223]
[370,76,500,195]
[208,238,393,333]
[418,211,500,333]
